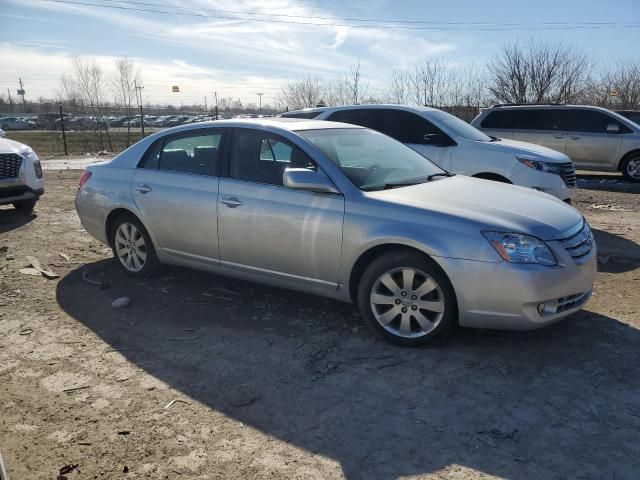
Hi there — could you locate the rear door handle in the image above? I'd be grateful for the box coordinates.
[570,135,581,140]
[554,134,565,139]
[136,184,152,194]
[221,196,244,208]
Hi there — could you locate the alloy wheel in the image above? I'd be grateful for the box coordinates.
[114,222,147,272]
[626,158,640,180]
[370,267,445,338]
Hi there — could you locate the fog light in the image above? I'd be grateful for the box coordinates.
[537,300,558,317]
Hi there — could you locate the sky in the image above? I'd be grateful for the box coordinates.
[0,0,638,108]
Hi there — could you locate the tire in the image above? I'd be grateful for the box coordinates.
[110,212,162,277]
[13,198,37,212]
[620,154,640,182]
[356,251,457,347]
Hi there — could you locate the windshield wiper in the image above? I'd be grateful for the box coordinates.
[426,172,455,181]
[489,136,502,142]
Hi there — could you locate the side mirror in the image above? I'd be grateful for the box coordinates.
[606,123,620,133]
[423,133,453,147]
[283,168,339,194]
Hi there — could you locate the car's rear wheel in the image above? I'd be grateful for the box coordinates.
[110,213,161,277]
[357,251,456,346]
[621,154,640,182]
[13,199,36,212]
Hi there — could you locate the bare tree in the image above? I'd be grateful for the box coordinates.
[112,57,141,147]
[278,76,325,110]
[488,40,591,104]
[387,68,411,104]
[606,60,640,109]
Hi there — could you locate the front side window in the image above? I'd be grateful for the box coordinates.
[299,128,444,191]
[140,132,222,175]
[380,110,445,144]
[559,109,631,134]
[428,111,490,142]
[230,129,316,186]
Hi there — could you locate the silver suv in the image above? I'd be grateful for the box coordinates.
[0,135,44,212]
[76,119,596,346]
[472,104,640,182]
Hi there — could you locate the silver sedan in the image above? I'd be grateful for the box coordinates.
[75,119,597,346]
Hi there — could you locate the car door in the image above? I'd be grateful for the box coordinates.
[559,109,625,170]
[511,108,567,154]
[217,128,344,286]
[131,129,224,264]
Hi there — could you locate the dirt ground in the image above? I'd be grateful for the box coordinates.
[1,168,639,480]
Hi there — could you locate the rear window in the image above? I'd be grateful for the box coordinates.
[280,110,323,119]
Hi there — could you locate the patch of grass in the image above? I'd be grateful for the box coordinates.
[6,130,148,156]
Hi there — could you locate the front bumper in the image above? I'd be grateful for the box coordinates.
[438,252,597,330]
[0,186,44,205]
[511,167,574,202]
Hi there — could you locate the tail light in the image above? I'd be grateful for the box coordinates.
[78,171,92,189]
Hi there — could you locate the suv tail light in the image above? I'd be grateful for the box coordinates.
[78,171,92,189]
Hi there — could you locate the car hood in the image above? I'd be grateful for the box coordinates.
[368,175,581,240]
[476,138,571,163]
[0,137,29,154]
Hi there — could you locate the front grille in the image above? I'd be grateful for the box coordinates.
[556,290,591,313]
[0,186,29,199]
[559,162,576,188]
[0,153,22,180]
[559,220,595,265]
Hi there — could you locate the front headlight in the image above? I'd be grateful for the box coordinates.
[482,231,557,266]
[517,156,563,175]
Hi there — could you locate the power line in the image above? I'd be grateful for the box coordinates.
[98,0,633,27]
[42,0,640,31]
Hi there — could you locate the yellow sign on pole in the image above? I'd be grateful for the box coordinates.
[172,85,180,93]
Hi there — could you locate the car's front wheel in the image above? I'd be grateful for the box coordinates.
[621,154,640,182]
[357,251,456,346]
[110,213,161,277]
[13,199,37,212]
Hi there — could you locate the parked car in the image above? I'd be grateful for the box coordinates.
[615,110,640,126]
[151,116,175,127]
[164,115,190,127]
[282,105,576,202]
[472,104,640,182]
[0,117,36,131]
[76,119,596,346]
[1,136,44,211]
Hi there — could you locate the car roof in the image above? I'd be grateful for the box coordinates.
[283,104,443,115]
[158,118,363,134]
[486,104,617,113]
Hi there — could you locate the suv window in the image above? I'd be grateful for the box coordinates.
[480,110,518,129]
[514,109,559,130]
[141,132,222,175]
[327,109,451,145]
[230,129,316,186]
[559,109,631,134]
[280,110,323,119]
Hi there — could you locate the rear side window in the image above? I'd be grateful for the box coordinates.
[229,129,316,186]
[140,131,223,175]
[559,109,631,134]
[480,110,518,129]
[515,109,559,130]
[280,110,323,119]
[326,109,381,130]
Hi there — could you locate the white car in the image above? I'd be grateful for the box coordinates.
[282,105,576,202]
[0,136,44,212]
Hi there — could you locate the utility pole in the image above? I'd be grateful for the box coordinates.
[214,91,218,120]
[204,96,208,114]
[18,78,26,109]
[257,92,263,114]
[7,89,12,112]
[59,104,68,156]
[134,81,145,138]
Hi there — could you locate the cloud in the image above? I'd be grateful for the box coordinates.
[1,0,459,103]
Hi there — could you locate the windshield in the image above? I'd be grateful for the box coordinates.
[429,111,491,142]
[299,128,444,191]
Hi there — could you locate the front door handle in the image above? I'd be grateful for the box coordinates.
[136,184,152,194]
[570,135,581,140]
[221,196,244,208]
[554,134,565,139]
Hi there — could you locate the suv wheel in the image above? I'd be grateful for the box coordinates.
[13,199,37,212]
[621,154,640,182]
[357,251,456,346]
[110,213,162,277]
